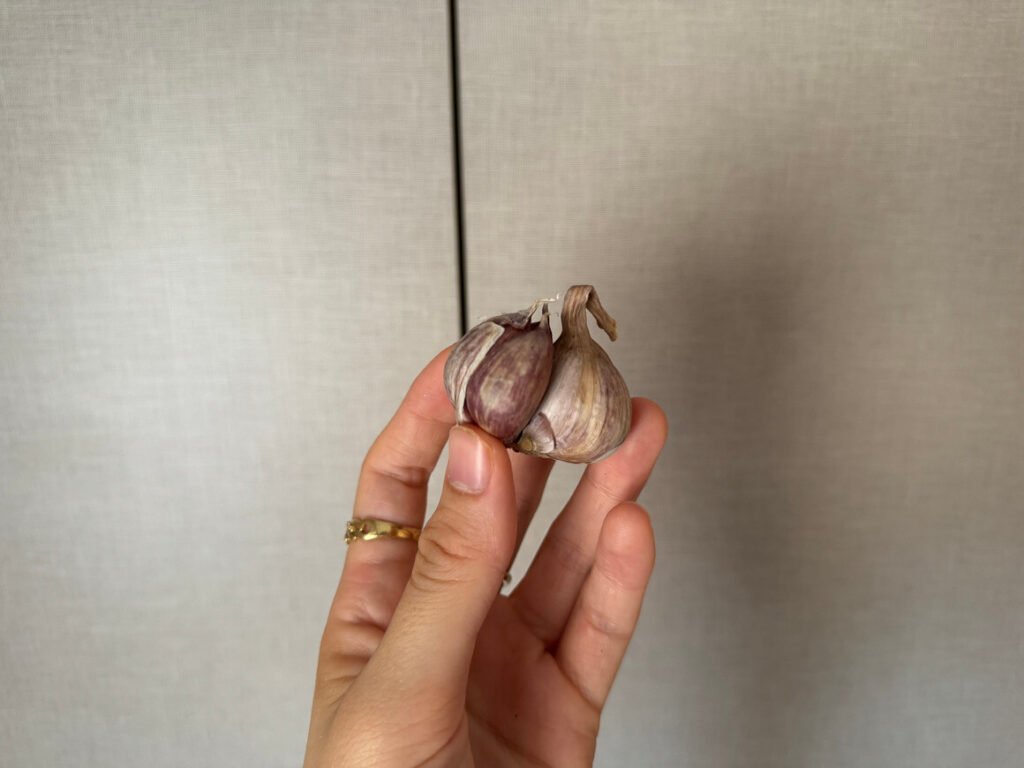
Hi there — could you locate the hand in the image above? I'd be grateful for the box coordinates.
[304,348,667,767]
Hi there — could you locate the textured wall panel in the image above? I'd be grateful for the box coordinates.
[0,2,456,765]
[460,3,1024,766]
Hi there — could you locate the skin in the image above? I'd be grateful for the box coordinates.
[304,348,668,767]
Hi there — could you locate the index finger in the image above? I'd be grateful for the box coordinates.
[320,348,455,678]
[353,347,455,530]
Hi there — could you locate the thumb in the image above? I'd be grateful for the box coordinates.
[369,425,516,692]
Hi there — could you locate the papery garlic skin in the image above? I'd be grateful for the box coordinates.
[515,286,631,463]
[443,302,553,445]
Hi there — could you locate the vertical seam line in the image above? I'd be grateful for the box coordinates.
[448,0,468,335]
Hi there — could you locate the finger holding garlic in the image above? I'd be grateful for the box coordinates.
[443,285,631,464]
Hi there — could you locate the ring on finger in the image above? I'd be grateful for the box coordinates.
[344,518,421,544]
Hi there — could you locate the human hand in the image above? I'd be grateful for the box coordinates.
[303,348,667,767]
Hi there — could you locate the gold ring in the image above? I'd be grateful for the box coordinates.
[345,519,512,585]
[345,518,421,544]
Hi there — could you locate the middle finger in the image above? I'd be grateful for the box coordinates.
[509,451,555,560]
[509,397,667,646]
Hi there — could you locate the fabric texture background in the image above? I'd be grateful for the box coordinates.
[0,2,456,765]
[3,1,1024,767]
[460,2,1024,767]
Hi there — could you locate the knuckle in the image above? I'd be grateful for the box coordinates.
[582,468,630,506]
[581,601,630,641]
[361,448,432,492]
[408,513,494,594]
[595,546,640,591]
[545,530,592,579]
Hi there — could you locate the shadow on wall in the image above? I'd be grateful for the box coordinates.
[611,153,879,763]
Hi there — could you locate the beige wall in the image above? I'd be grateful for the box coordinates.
[1,2,456,765]
[463,3,1024,767]
[3,2,1024,766]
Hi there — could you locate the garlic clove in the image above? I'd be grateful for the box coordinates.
[515,286,631,463]
[443,301,554,445]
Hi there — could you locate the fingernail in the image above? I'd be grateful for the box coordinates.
[446,426,490,494]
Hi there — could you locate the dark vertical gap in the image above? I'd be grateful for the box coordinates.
[448,0,468,335]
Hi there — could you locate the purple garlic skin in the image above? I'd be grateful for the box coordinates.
[515,286,631,463]
[444,302,553,445]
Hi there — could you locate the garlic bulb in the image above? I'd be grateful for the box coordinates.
[443,286,631,463]
[515,285,631,463]
[443,300,554,445]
